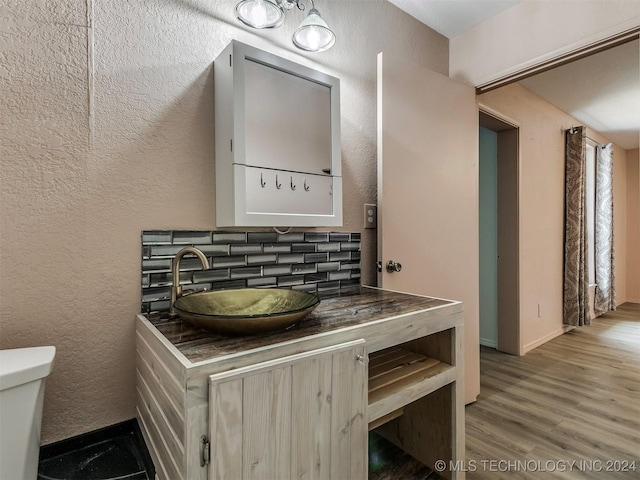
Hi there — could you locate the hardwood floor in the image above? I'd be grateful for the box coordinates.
[366,304,639,479]
[465,302,640,479]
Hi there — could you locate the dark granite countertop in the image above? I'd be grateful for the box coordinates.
[144,286,458,364]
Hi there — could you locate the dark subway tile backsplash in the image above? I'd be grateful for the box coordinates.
[173,231,213,245]
[304,232,329,243]
[317,242,341,252]
[329,232,350,242]
[192,269,231,283]
[141,230,361,314]
[276,254,304,264]
[142,231,172,244]
[329,252,350,262]
[304,252,329,263]
[291,243,317,253]
[229,244,262,255]
[247,232,278,243]
[213,232,247,244]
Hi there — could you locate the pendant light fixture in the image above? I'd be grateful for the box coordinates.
[235,0,335,52]
[235,0,284,29]
[292,6,335,52]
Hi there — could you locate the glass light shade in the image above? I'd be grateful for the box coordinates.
[276,0,297,10]
[292,8,335,52]
[235,0,284,29]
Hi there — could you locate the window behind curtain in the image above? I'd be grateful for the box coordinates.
[585,143,596,287]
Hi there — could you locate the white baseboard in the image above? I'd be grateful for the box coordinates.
[522,327,566,354]
[479,337,498,349]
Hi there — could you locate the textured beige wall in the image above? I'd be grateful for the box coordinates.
[627,149,640,303]
[0,1,447,443]
[478,83,630,351]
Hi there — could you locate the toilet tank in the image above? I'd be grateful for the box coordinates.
[0,346,56,480]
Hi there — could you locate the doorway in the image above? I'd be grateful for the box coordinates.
[479,109,520,355]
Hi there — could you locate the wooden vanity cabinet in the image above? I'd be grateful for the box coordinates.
[136,288,465,480]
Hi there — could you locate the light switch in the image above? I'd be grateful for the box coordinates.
[364,204,377,229]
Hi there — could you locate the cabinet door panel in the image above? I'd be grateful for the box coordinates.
[209,340,366,480]
[331,347,368,479]
[291,356,333,479]
[242,367,291,480]
[210,379,243,479]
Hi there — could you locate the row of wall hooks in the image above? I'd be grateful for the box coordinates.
[260,173,311,191]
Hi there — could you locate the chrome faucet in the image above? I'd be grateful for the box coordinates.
[170,247,210,314]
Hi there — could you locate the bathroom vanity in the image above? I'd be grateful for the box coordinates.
[136,286,465,479]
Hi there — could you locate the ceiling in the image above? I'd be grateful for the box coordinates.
[520,39,639,150]
[388,0,640,149]
[387,0,524,38]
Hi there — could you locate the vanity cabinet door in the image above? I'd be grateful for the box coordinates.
[208,339,367,480]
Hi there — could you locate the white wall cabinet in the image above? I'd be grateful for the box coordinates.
[214,40,343,227]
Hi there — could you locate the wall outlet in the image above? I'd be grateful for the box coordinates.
[364,204,377,229]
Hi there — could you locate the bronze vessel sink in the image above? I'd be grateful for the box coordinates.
[172,288,320,335]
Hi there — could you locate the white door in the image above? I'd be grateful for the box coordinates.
[377,53,480,403]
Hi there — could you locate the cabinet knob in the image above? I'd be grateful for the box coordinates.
[356,354,369,365]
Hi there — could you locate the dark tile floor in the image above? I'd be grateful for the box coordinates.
[38,420,154,480]
[369,432,443,480]
[37,421,438,480]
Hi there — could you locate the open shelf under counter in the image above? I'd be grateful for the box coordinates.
[367,346,456,427]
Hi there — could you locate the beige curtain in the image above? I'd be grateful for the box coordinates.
[563,127,591,326]
[594,144,616,316]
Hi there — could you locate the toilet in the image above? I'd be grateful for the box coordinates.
[0,346,56,480]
